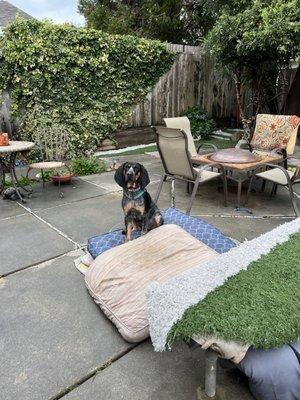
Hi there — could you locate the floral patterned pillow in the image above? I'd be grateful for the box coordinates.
[251,114,300,152]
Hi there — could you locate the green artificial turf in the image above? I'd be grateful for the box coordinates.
[167,233,300,349]
[195,138,235,150]
[99,138,234,157]
[100,144,158,157]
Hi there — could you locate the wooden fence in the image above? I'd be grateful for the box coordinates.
[127,44,242,127]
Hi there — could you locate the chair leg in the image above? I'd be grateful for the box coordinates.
[287,182,299,217]
[171,179,176,208]
[58,178,64,198]
[245,174,256,205]
[270,183,277,197]
[222,173,228,206]
[187,181,194,194]
[41,169,45,188]
[186,182,190,194]
[186,176,200,215]
[261,179,266,192]
[154,174,166,203]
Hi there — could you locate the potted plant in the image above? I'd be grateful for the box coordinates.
[50,166,73,184]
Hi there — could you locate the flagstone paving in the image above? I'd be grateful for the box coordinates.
[0,152,298,400]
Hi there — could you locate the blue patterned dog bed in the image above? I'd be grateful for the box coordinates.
[87,208,236,259]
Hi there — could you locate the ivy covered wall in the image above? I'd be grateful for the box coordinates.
[0,20,175,155]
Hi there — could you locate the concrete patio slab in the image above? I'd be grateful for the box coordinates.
[23,178,109,211]
[36,193,124,245]
[148,178,296,217]
[79,172,122,193]
[0,214,74,276]
[63,341,253,400]
[80,163,163,193]
[0,253,133,400]
[201,216,292,242]
[0,198,26,220]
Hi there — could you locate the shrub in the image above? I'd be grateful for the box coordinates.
[182,106,215,140]
[0,19,175,156]
[71,156,105,176]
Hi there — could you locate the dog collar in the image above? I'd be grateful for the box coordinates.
[124,188,145,200]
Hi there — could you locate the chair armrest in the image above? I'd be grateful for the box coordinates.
[195,163,225,174]
[284,155,300,164]
[197,143,218,154]
[235,140,252,151]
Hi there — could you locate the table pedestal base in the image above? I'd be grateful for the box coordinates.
[0,153,32,202]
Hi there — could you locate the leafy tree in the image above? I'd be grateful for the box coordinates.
[78,0,223,44]
[204,0,300,136]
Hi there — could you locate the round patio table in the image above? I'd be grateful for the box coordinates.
[0,141,35,202]
[191,148,282,209]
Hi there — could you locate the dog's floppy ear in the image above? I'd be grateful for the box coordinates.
[139,164,150,189]
[114,164,126,187]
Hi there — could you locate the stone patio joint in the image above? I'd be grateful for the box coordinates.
[0,249,83,278]
[17,202,81,248]
[49,343,141,400]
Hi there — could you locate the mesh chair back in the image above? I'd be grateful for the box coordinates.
[163,116,197,157]
[154,126,195,180]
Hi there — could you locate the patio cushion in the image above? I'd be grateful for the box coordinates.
[87,207,236,258]
[85,224,218,342]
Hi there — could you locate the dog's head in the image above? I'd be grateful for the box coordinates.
[114,162,150,190]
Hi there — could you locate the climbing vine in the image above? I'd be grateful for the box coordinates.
[0,19,175,155]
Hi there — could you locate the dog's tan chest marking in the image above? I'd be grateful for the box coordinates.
[123,201,145,215]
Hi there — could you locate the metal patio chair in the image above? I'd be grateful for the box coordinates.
[163,116,217,156]
[152,126,227,215]
[26,124,71,197]
[237,114,300,196]
[245,160,300,217]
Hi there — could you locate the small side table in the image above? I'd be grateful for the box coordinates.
[0,141,35,202]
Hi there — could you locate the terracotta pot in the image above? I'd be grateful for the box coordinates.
[51,173,73,184]
[0,133,9,146]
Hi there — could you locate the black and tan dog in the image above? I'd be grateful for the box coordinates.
[114,162,163,242]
